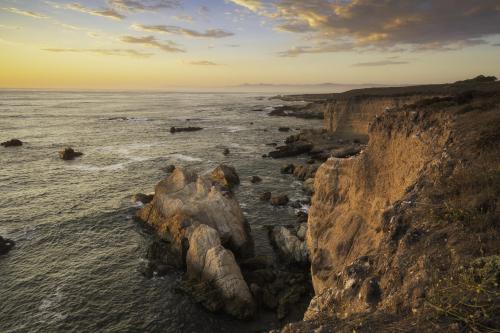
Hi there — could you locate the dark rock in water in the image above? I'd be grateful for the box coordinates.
[210,164,240,189]
[281,164,295,174]
[270,194,289,206]
[290,201,302,209]
[163,164,176,173]
[278,127,290,132]
[266,142,278,147]
[296,211,308,224]
[262,154,268,158]
[223,148,230,156]
[59,147,83,160]
[307,159,315,164]
[170,126,203,133]
[133,193,154,205]
[250,176,262,184]
[268,143,313,158]
[260,191,272,202]
[0,236,15,255]
[285,134,300,144]
[1,139,23,147]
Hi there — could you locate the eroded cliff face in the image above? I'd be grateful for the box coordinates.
[291,90,500,332]
[322,95,441,138]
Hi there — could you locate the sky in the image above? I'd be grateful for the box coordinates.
[1,0,500,90]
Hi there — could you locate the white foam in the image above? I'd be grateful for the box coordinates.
[170,153,202,162]
[67,163,126,172]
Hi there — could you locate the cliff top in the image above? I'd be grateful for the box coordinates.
[277,75,500,102]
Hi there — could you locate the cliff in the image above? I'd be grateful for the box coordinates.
[279,83,500,332]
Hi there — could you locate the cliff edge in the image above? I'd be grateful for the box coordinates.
[279,81,500,332]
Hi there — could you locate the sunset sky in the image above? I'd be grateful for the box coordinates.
[1,0,500,90]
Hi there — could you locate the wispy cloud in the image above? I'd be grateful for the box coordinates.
[131,24,234,38]
[43,48,153,58]
[183,60,219,66]
[108,0,180,12]
[352,60,410,67]
[64,3,125,20]
[2,7,48,19]
[173,15,193,22]
[120,35,185,52]
[228,0,264,12]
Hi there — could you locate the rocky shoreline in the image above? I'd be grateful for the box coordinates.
[131,75,500,332]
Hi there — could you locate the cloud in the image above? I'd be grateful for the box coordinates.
[65,3,124,20]
[108,0,180,12]
[2,7,48,19]
[230,0,500,56]
[131,24,234,38]
[352,60,410,67]
[120,35,185,52]
[173,15,193,22]
[228,0,264,12]
[278,42,355,57]
[43,48,153,58]
[183,60,219,66]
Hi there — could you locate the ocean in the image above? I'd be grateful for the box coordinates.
[0,91,322,332]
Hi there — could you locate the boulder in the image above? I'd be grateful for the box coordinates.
[1,139,22,147]
[250,176,262,183]
[271,194,289,206]
[296,223,308,241]
[133,193,154,205]
[278,127,290,132]
[303,178,315,194]
[223,148,230,155]
[260,191,272,202]
[170,126,203,133]
[137,167,252,264]
[280,164,295,174]
[270,227,309,264]
[0,236,15,255]
[59,147,83,160]
[163,164,176,173]
[210,164,240,189]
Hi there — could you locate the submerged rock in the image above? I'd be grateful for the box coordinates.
[270,194,289,206]
[0,236,15,255]
[223,148,230,156]
[59,147,83,160]
[250,176,262,183]
[280,164,295,174]
[278,127,290,132]
[210,164,240,189]
[1,139,23,147]
[170,126,203,133]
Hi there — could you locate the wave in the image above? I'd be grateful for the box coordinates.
[169,153,203,162]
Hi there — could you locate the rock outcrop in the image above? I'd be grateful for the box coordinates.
[59,147,83,160]
[0,236,15,255]
[210,164,240,189]
[1,139,23,147]
[136,166,255,318]
[270,227,309,265]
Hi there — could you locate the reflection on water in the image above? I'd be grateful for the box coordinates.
[0,91,321,333]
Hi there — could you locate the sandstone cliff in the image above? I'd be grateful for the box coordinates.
[280,83,500,332]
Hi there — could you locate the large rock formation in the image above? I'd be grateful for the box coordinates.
[279,83,500,331]
[137,167,255,318]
